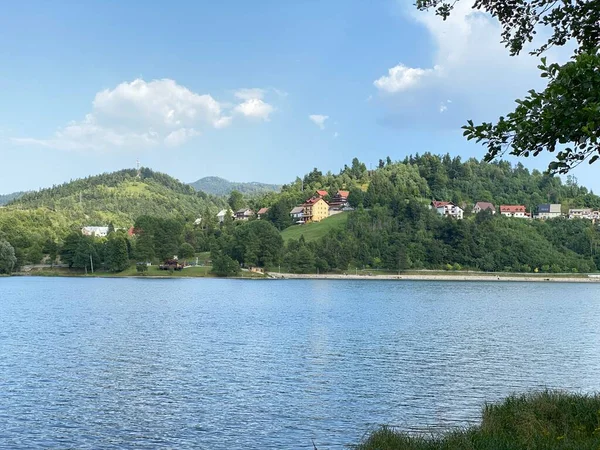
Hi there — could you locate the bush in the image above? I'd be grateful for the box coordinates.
[136,263,148,274]
[355,391,600,450]
[211,253,240,277]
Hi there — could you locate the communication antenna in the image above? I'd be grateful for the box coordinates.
[136,158,141,178]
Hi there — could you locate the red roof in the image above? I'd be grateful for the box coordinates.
[432,201,452,208]
[303,196,327,206]
[316,190,328,197]
[257,207,269,215]
[500,205,526,213]
[337,190,350,198]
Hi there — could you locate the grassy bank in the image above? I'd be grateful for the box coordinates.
[354,391,600,450]
[16,265,266,279]
[280,212,349,243]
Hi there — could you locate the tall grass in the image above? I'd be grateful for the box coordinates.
[354,391,600,450]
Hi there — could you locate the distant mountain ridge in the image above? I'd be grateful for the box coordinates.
[0,191,26,206]
[190,176,280,196]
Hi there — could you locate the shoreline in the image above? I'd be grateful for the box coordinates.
[266,272,600,283]
[8,270,600,283]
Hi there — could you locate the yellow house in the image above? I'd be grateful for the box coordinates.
[302,197,329,223]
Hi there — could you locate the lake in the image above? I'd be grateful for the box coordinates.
[1,277,599,449]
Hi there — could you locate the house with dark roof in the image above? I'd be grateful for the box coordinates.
[535,203,562,219]
[473,201,496,214]
[234,208,254,221]
[290,206,305,223]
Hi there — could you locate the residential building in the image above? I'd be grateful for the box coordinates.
[302,197,329,223]
[430,201,464,220]
[82,226,109,237]
[473,201,495,214]
[217,209,232,223]
[290,206,305,223]
[315,189,329,198]
[500,205,527,218]
[569,208,593,219]
[329,190,350,208]
[234,208,254,221]
[256,207,269,219]
[535,203,562,219]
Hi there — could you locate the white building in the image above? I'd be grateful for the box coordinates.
[82,226,109,237]
[500,205,528,218]
[431,201,464,220]
[535,203,562,219]
[216,209,232,223]
[290,206,304,223]
[569,208,593,219]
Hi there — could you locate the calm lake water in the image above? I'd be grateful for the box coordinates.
[1,278,599,449]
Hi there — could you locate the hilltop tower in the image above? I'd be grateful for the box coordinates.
[136,159,141,178]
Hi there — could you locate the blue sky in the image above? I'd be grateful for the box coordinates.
[1,0,596,194]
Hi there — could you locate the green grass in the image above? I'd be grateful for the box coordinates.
[21,263,266,279]
[354,391,600,450]
[280,212,349,243]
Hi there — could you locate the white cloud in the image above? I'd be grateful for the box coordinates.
[333,132,339,138]
[13,79,275,151]
[164,128,200,147]
[234,98,274,120]
[373,1,568,127]
[374,64,442,93]
[232,88,275,120]
[309,114,329,130]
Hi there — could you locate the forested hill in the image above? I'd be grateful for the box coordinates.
[190,176,281,196]
[233,154,600,274]
[4,168,224,229]
[0,191,26,206]
[400,154,599,211]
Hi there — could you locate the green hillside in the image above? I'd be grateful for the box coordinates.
[0,168,224,265]
[190,176,280,196]
[7,168,223,228]
[281,213,349,243]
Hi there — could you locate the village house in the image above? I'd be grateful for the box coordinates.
[535,203,562,219]
[290,206,305,223]
[430,201,464,220]
[216,209,232,223]
[315,189,329,198]
[330,190,349,206]
[568,208,593,219]
[234,208,254,221]
[256,207,269,220]
[500,205,528,218]
[81,226,109,237]
[473,201,495,214]
[302,197,329,223]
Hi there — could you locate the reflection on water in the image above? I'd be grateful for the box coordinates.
[1,278,599,449]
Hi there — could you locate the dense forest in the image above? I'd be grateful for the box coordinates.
[1,154,600,275]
